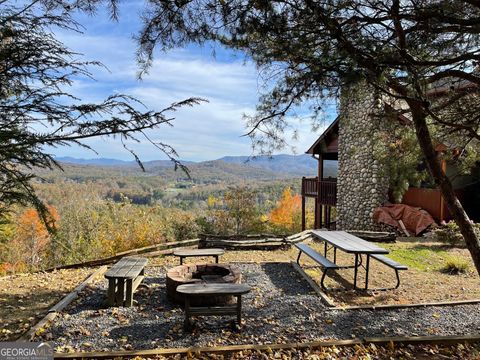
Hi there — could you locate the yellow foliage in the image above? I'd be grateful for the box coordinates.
[207,195,218,208]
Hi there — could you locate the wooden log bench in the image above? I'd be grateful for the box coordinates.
[295,243,339,290]
[371,254,408,289]
[176,283,251,330]
[104,256,148,307]
[173,248,225,265]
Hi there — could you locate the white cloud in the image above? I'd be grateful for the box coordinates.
[48,16,337,162]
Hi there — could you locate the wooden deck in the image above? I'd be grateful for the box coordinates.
[301,177,337,230]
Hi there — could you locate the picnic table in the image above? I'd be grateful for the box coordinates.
[173,248,225,265]
[176,283,251,330]
[309,230,405,290]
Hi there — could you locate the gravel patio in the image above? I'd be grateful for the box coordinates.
[40,262,480,353]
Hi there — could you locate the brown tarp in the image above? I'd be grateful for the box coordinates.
[373,204,436,236]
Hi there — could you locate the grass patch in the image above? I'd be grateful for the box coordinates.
[441,255,470,275]
[384,244,451,272]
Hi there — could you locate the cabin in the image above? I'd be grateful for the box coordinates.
[301,82,480,232]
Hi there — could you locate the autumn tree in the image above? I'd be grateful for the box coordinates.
[269,188,302,233]
[133,0,480,275]
[0,1,202,224]
[200,187,264,235]
[12,206,59,269]
[223,187,262,235]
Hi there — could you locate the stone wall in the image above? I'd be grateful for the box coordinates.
[336,82,392,231]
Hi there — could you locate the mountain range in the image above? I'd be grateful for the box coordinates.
[55,154,337,178]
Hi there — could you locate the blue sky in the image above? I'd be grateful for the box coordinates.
[50,1,337,162]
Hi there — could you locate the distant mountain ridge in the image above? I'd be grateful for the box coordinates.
[218,154,317,176]
[55,156,194,167]
[55,154,337,177]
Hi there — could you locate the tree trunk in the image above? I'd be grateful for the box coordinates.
[410,102,480,276]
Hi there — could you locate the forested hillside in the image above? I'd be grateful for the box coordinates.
[0,158,320,273]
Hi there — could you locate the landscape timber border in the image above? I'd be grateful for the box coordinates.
[291,261,336,307]
[41,231,312,272]
[334,298,480,311]
[53,334,480,359]
[43,239,200,271]
[18,266,108,342]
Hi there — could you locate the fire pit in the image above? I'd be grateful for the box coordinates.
[166,263,241,306]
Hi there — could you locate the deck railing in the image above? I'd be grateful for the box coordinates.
[318,180,337,206]
[302,177,319,197]
[301,177,337,206]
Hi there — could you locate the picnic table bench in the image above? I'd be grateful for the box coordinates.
[371,254,408,289]
[297,231,407,290]
[295,243,339,290]
[176,283,251,330]
[104,256,148,307]
[173,248,225,265]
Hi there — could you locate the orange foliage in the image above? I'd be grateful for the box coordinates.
[0,262,14,275]
[12,206,59,268]
[269,188,302,232]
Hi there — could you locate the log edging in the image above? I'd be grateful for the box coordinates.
[333,298,480,311]
[18,266,108,341]
[44,239,200,271]
[290,261,336,307]
[53,334,480,359]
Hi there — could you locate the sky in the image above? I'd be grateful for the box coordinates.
[50,1,337,162]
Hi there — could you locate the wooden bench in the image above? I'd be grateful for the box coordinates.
[295,243,339,290]
[371,254,408,289]
[176,283,251,330]
[104,257,148,307]
[173,248,225,265]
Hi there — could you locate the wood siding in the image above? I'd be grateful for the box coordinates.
[401,188,449,222]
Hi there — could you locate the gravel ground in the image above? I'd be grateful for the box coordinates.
[40,263,480,353]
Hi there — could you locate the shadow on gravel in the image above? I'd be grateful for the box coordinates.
[261,262,312,295]
[67,274,169,314]
[108,321,174,346]
[66,284,108,314]
[143,273,166,287]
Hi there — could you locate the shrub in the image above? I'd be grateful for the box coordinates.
[431,221,480,247]
[431,221,464,247]
[441,255,470,275]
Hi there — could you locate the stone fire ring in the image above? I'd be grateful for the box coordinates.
[166,263,241,306]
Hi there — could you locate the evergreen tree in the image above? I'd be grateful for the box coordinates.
[0,1,202,223]
[134,0,480,275]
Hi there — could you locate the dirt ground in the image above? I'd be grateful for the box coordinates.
[303,238,480,306]
[0,267,94,341]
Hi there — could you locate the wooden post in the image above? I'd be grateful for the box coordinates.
[301,196,306,231]
[107,278,116,306]
[125,279,133,307]
[325,205,330,229]
[318,154,324,229]
[318,154,324,181]
[116,278,125,306]
[318,200,323,229]
[324,205,328,229]
[236,295,242,325]
[317,153,326,229]
[184,296,191,330]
